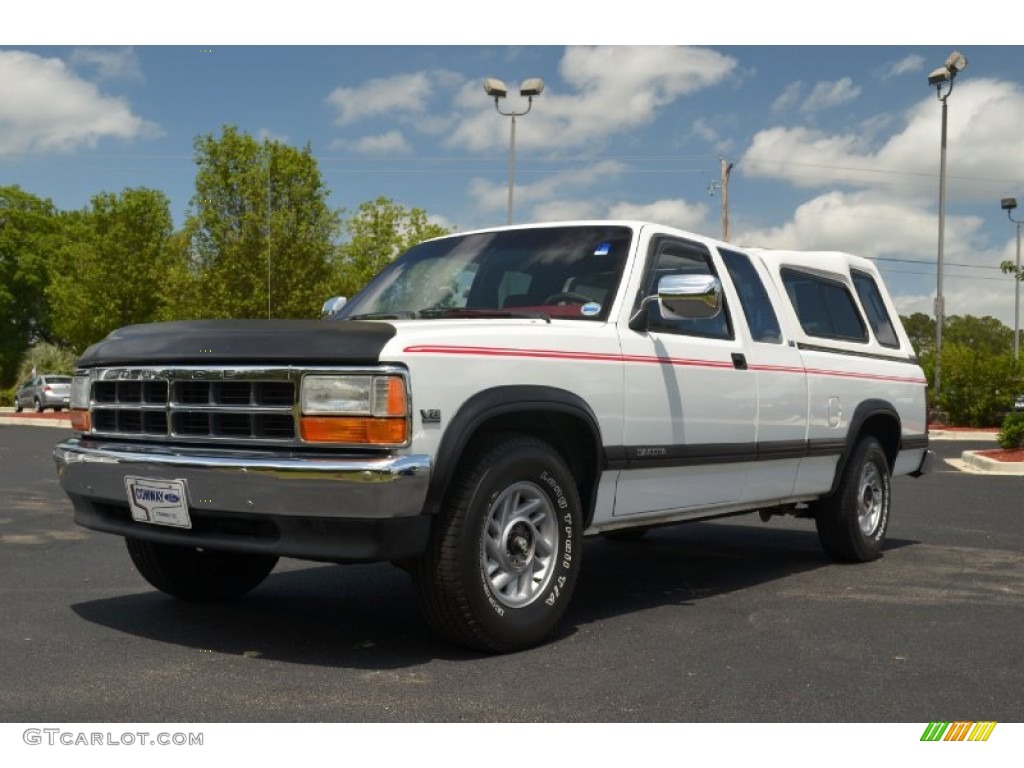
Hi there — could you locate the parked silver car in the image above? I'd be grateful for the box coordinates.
[14,374,72,413]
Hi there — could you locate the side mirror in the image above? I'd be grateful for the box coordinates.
[629,274,723,331]
[658,274,722,320]
[320,296,347,319]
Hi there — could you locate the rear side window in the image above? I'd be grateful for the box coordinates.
[851,270,900,348]
[781,268,867,343]
[719,248,782,344]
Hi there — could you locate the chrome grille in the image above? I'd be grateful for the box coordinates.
[87,367,298,444]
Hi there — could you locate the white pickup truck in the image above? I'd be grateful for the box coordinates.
[54,220,932,652]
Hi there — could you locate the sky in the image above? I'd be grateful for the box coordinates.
[4,5,1024,329]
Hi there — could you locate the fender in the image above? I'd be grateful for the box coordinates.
[828,398,901,496]
[424,385,605,525]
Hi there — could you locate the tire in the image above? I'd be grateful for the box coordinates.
[814,437,891,563]
[125,538,278,602]
[34,398,44,413]
[413,435,582,653]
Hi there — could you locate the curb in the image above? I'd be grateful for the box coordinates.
[959,450,1024,475]
[928,429,998,441]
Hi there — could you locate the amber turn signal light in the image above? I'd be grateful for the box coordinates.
[300,416,407,445]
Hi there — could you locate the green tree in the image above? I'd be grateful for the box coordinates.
[175,125,340,319]
[944,314,1014,357]
[936,342,1021,426]
[0,186,60,386]
[48,188,177,352]
[899,312,935,357]
[335,197,451,297]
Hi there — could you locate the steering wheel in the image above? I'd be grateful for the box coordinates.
[542,292,592,305]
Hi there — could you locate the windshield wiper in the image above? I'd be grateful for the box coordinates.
[342,311,418,321]
[418,308,551,324]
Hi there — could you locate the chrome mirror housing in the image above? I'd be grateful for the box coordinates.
[320,296,347,319]
[657,274,722,320]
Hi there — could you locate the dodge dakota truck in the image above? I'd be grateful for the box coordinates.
[54,220,933,652]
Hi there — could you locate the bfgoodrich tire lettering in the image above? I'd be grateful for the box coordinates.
[413,435,582,652]
[126,538,278,602]
[814,436,891,563]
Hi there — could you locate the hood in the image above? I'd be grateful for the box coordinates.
[77,320,396,367]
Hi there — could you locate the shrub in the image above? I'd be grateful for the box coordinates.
[997,412,1024,450]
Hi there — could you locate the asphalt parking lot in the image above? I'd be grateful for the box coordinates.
[0,423,1021,722]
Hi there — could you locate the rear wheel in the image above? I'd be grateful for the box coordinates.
[814,437,890,562]
[126,538,278,601]
[413,435,582,652]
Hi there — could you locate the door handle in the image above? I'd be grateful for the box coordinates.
[731,353,748,370]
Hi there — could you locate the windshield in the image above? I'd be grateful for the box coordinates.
[336,225,634,322]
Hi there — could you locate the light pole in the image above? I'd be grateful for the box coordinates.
[927,51,968,399]
[1002,197,1022,361]
[484,77,544,225]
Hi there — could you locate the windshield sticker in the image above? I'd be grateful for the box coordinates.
[581,302,601,317]
[593,242,611,256]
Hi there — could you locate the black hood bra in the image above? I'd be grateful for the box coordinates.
[77,320,397,367]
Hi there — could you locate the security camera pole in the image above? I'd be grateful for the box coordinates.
[484,77,544,225]
[927,50,968,399]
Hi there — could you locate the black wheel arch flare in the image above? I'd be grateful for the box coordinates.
[425,386,605,528]
[828,398,902,496]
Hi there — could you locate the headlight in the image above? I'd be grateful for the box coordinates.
[299,374,409,445]
[301,375,406,417]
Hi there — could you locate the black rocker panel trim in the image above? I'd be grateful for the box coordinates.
[604,438,847,471]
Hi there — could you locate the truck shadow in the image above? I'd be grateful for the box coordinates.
[70,520,916,669]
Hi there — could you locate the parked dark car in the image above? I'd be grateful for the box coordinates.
[14,374,72,413]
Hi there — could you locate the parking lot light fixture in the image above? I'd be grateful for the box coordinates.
[484,77,544,225]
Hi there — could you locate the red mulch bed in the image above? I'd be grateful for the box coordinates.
[976,448,1024,463]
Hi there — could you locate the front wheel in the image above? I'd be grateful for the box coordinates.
[413,435,582,652]
[814,437,891,563]
[126,538,278,601]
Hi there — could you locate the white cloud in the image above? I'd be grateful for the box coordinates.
[326,70,461,125]
[467,160,627,215]
[608,198,711,231]
[529,200,603,222]
[70,47,142,81]
[345,130,413,155]
[772,81,804,114]
[733,187,1021,324]
[741,78,1024,203]
[0,50,157,156]
[801,77,861,113]
[883,54,924,79]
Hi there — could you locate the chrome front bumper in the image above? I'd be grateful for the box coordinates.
[54,438,433,562]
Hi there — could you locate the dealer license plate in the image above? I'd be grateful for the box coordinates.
[124,476,192,529]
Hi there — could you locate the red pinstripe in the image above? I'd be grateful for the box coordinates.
[402,345,928,385]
